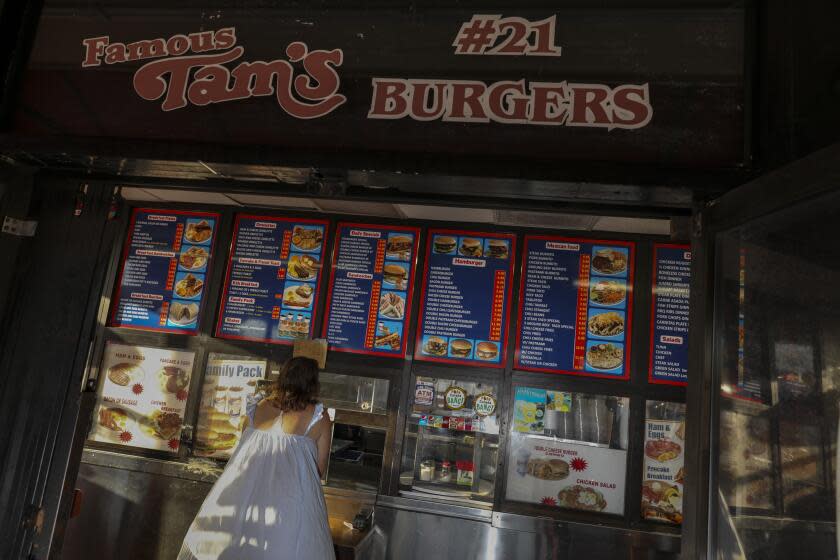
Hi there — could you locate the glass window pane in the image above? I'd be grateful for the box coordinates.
[400,376,500,505]
[643,401,686,525]
[714,190,840,559]
[505,387,629,515]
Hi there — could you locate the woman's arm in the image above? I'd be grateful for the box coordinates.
[315,410,333,478]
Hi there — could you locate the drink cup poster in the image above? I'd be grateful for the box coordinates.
[217,215,328,344]
[416,229,515,368]
[110,209,219,334]
[517,236,635,379]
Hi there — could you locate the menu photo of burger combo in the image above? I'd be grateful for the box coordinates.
[432,234,510,260]
[421,335,501,364]
[91,343,195,453]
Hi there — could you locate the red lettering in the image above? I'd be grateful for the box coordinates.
[368,79,409,119]
[214,27,237,50]
[104,43,127,64]
[82,36,109,67]
[188,31,216,53]
[569,85,611,126]
[166,34,190,56]
[530,82,569,124]
[445,81,488,122]
[133,47,245,111]
[612,84,652,129]
[126,39,167,62]
[188,65,233,106]
[231,60,294,97]
[410,81,447,120]
[487,80,529,123]
[295,46,344,100]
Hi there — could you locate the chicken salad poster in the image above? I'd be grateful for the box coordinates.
[516,235,635,380]
[507,433,627,515]
[216,215,329,344]
[91,343,195,453]
[110,208,219,334]
[323,223,421,357]
[415,229,516,368]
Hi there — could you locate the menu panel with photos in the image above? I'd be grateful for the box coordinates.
[217,215,328,344]
[517,236,635,379]
[111,209,218,334]
[90,343,195,453]
[649,244,690,385]
[195,355,266,459]
[324,223,421,357]
[416,229,515,368]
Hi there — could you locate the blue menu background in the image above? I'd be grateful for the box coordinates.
[217,216,327,343]
[112,209,216,333]
[325,225,417,356]
[518,237,631,378]
[417,232,514,367]
[650,245,690,384]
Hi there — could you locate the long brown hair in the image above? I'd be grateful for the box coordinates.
[269,357,320,412]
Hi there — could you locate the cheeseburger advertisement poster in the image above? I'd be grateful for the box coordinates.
[91,343,195,453]
[507,434,627,515]
[323,223,421,357]
[194,355,266,459]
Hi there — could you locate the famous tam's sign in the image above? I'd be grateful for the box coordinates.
[15,4,745,170]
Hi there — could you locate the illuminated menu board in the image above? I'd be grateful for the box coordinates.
[649,244,690,385]
[323,223,421,357]
[516,236,635,379]
[415,229,515,368]
[110,208,218,334]
[216,215,328,344]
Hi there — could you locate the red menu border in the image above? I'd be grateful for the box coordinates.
[648,243,690,386]
[215,214,330,345]
[110,208,221,335]
[414,228,517,369]
[321,222,422,358]
[514,234,635,380]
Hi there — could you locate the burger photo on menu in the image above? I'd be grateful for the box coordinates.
[422,335,448,356]
[382,263,408,289]
[448,338,474,359]
[458,238,483,257]
[433,235,457,255]
[591,247,629,276]
[527,458,570,480]
[485,239,510,259]
[474,341,500,362]
[385,233,414,261]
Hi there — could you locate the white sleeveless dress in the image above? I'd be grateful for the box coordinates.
[178,398,335,560]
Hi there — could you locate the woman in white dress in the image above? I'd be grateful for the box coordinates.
[178,357,335,560]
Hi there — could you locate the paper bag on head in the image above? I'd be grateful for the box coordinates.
[293,339,327,369]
